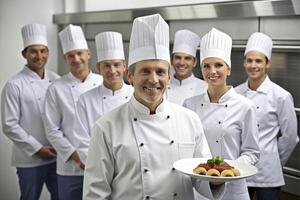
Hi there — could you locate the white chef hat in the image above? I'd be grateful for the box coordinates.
[95,31,125,62]
[128,13,170,67]
[21,23,48,49]
[244,32,273,60]
[172,29,200,57]
[200,28,232,68]
[59,24,88,54]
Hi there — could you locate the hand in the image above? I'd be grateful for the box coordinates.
[71,151,85,170]
[36,145,56,159]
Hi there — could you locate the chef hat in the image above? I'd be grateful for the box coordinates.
[200,28,232,67]
[59,24,88,54]
[21,23,48,49]
[128,13,170,67]
[172,29,200,57]
[95,31,125,62]
[244,32,273,60]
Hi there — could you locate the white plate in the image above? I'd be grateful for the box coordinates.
[173,158,257,182]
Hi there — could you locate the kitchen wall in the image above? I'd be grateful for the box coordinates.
[0,0,63,199]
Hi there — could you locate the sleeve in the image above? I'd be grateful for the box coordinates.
[236,103,260,165]
[42,86,75,162]
[193,116,226,200]
[277,93,299,166]
[74,97,91,162]
[83,123,114,200]
[1,82,42,156]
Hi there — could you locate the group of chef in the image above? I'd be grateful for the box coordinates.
[1,13,298,200]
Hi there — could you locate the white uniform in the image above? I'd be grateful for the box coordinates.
[235,76,299,187]
[74,83,133,162]
[43,71,102,175]
[166,74,207,105]
[184,87,260,200]
[83,97,226,200]
[1,66,60,167]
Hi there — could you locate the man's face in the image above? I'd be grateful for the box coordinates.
[171,52,197,80]
[96,59,126,89]
[127,59,170,110]
[244,51,270,81]
[64,49,90,73]
[22,45,49,71]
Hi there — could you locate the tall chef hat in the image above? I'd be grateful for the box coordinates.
[244,32,273,60]
[59,24,88,54]
[128,13,170,67]
[172,29,200,57]
[21,23,48,49]
[95,31,125,62]
[200,28,232,68]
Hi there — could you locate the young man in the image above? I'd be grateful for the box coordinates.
[235,32,299,200]
[74,31,133,166]
[1,23,59,200]
[42,24,103,200]
[83,14,225,200]
[166,29,207,105]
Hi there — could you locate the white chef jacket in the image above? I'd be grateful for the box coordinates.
[184,87,260,200]
[235,76,299,187]
[74,83,133,163]
[83,96,226,200]
[43,71,102,175]
[166,74,207,105]
[1,66,60,167]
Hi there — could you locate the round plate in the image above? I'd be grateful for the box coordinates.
[173,158,257,182]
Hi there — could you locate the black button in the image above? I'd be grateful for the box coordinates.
[201,104,204,106]
[256,106,259,109]
[72,85,75,88]
[225,105,228,107]
[125,96,128,99]
[218,121,221,124]
[145,196,150,199]
[140,143,144,147]
[144,169,148,173]
[134,118,137,121]
[216,140,219,143]
[172,167,175,171]
[173,193,177,196]
[166,115,170,119]
[49,80,52,83]
[257,124,260,127]
[103,97,106,99]
[170,140,174,144]
[93,83,96,86]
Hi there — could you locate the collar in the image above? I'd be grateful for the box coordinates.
[242,76,271,94]
[204,86,236,103]
[170,74,196,86]
[130,95,166,115]
[67,70,92,84]
[101,82,125,96]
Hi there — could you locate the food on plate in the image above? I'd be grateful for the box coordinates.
[193,156,240,177]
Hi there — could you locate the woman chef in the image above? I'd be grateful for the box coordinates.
[183,28,260,200]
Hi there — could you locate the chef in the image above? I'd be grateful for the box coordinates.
[74,31,133,166]
[184,28,260,200]
[42,24,103,200]
[235,32,299,200]
[166,29,207,105]
[1,23,59,199]
[83,14,226,200]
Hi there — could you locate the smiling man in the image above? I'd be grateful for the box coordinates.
[73,31,133,167]
[42,24,103,200]
[1,23,60,200]
[83,14,226,200]
[166,30,207,105]
[235,32,299,200]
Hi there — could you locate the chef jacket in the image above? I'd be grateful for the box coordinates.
[43,71,102,175]
[83,96,226,200]
[166,74,207,105]
[1,66,60,167]
[235,76,299,187]
[74,83,133,163]
[184,87,260,200]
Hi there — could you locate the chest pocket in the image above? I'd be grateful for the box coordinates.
[178,142,195,159]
